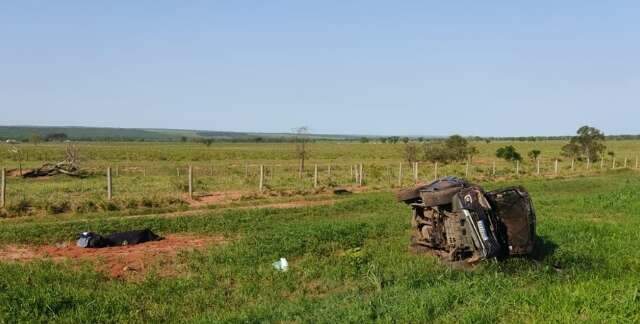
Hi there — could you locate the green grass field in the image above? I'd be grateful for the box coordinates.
[1,171,639,322]
[2,140,640,217]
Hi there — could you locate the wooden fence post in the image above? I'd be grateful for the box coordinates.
[624,157,628,168]
[554,160,559,175]
[398,162,403,187]
[143,167,147,177]
[354,165,358,184]
[1,168,5,208]
[414,162,419,183]
[259,164,264,192]
[188,165,193,199]
[465,161,469,178]
[536,159,540,175]
[359,164,364,186]
[587,158,590,171]
[516,160,520,176]
[612,157,616,169]
[434,162,438,180]
[492,161,496,176]
[314,164,318,188]
[177,168,180,177]
[327,164,331,177]
[107,167,112,200]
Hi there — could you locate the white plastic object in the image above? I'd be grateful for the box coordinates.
[272,258,289,272]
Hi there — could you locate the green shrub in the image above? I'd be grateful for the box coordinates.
[46,200,71,215]
[7,198,32,216]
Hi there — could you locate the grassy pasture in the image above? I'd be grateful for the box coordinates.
[1,140,640,217]
[0,171,639,322]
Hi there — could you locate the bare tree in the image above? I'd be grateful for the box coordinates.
[294,126,309,178]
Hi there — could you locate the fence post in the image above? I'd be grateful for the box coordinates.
[587,158,590,171]
[465,161,469,178]
[143,167,147,177]
[1,168,5,208]
[536,159,540,175]
[259,164,264,192]
[188,165,193,199]
[359,164,364,186]
[177,168,180,177]
[612,157,616,169]
[434,162,438,180]
[298,160,303,179]
[314,164,318,188]
[624,157,628,168]
[492,161,496,177]
[107,167,112,200]
[414,162,419,183]
[327,164,331,177]
[354,164,359,184]
[516,160,520,176]
[554,160,559,175]
[398,162,403,187]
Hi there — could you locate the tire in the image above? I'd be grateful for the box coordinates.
[396,184,430,203]
[421,186,463,207]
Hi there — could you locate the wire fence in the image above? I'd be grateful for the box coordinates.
[1,156,638,211]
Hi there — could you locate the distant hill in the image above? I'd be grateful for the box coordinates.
[0,126,361,142]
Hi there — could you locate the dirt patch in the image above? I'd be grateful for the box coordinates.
[0,234,227,279]
[248,199,335,210]
[186,191,245,207]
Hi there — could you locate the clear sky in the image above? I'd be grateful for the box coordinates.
[1,1,638,136]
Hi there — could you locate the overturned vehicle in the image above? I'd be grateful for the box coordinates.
[397,177,536,264]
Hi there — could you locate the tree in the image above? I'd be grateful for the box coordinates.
[401,137,410,144]
[45,133,68,142]
[180,136,187,142]
[404,142,419,164]
[422,135,477,163]
[561,143,581,159]
[294,126,309,177]
[496,145,522,162]
[30,133,43,145]
[528,149,541,161]
[359,137,370,143]
[563,126,606,161]
[379,137,387,144]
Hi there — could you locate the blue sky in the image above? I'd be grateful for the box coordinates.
[1,1,638,136]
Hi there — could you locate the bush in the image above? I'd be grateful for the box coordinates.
[7,198,32,216]
[496,146,522,162]
[46,200,71,215]
[73,200,98,213]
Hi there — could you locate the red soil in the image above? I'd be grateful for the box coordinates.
[0,234,227,279]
